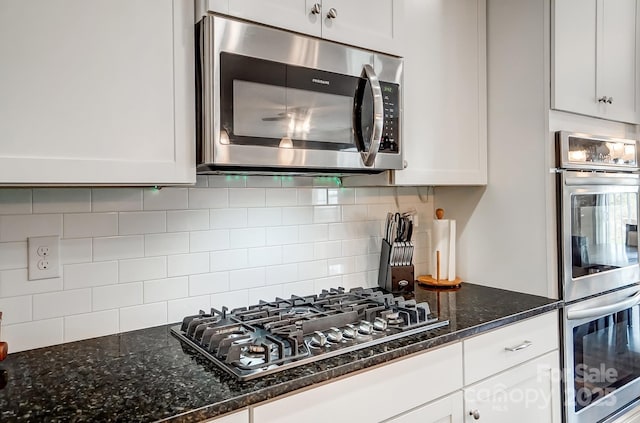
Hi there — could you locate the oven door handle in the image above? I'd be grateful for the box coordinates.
[353,64,383,167]
[567,291,640,320]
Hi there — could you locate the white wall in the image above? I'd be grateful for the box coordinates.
[0,176,433,352]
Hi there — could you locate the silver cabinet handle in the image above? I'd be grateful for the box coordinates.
[598,96,608,103]
[327,7,338,19]
[311,3,321,15]
[607,96,614,104]
[469,409,480,420]
[504,340,532,352]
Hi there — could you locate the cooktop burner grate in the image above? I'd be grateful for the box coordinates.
[171,287,448,380]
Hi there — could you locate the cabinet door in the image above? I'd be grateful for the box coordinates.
[463,351,561,423]
[0,0,194,185]
[224,0,321,38]
[321,0,402,55]
[201,410,249,423]
[386,391,463,423]
[552,0,599,118]
[394,0,487,185]
[598,0,639,123]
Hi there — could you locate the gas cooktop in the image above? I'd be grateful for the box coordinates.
[171,287,448,380]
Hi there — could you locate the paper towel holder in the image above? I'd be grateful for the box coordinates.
[417,209,463,288]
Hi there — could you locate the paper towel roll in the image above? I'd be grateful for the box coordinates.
[431,219,456,281]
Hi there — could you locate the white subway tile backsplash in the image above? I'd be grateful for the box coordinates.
[229,267,265,289]
[119,211,166,235]
[93,236,144,261]
[0,177,433,352]
[119,302,167,332]
[313,206,342,224]
[143,188,188,210]
[168,295,211,323]
[0,189,31,215]
[64,212,118,238]
[281,207,313,225]
[266,226,298,246]
[211,290,248,310]
[145,232,189,257]
[298,260,328,280]
[64,261,118,289]
[3,318,63,353]
[188,188,229,209]
[248,246,282,267]
[60,238,93,265]
[144,277,188,303]
[266,188,297,207]
[282,243,315,263]
[246,176,282,188]
[265,264,298,285]
[210,249,248,272]
[119,256,167,283]
[0,269,62,297]
[33,188,91,213]
[0,241,27,270]
[327,188,355,205]
[210,208,248,229]
[248,285,283,304]
[92,188,143,212]
[342,205,368,222]
[190,230,230,253]
[314,241,343,260]
[64,309,119,342]
[248,208,281,227]
[229,228,266,249]
[167,210,209,232]
[229,188,266,207]
[0,214,62,242]
[33,289,91,320]
[0,295,32,324]
[168,253,209,277]
[189,272,229,296]
[297,188,327,205]
[93,282,143,311]
[299,224,329,243]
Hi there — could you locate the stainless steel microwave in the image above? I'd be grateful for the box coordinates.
[195,15,404,174]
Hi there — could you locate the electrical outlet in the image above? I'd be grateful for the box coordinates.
[28,236,60,280]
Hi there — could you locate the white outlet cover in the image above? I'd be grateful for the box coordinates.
[28,236,60,280]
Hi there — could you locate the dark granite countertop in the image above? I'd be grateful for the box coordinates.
[0,283,561,422]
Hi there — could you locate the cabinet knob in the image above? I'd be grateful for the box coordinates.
[469,409,481,420]
[607,96,614,104]
[311,3,321,15]
[598,96,608,103]
[327,8,338,19]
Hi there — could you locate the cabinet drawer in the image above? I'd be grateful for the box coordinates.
[463,312,559,384]
[253,342,463,423]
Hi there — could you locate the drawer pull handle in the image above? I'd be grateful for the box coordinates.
[504,340,532,352]
[469,409,480,420]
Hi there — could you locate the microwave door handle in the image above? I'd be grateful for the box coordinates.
[567,291,640,320]
[354,64,384,167]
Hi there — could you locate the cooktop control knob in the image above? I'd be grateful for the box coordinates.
[373,317,388,331]
[310,331,327,347]
[343,324,358,339]
[358,321,374,335]
[327,327,343,343]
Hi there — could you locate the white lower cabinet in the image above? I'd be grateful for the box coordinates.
[463,351,561,423]
[203,410,249,423]
[252,342,464,423]
[385,391,464,423]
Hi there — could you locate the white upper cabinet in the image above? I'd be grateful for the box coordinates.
[553,0,640,124]
[203,0,403,55]
[0,0,195,185]
[394,0,487,186]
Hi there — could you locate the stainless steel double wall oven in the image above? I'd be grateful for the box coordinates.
[557,131,640,423]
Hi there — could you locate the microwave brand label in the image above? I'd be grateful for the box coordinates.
[312,78,330,86]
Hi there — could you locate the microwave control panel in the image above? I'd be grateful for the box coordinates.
[379,82,400,154]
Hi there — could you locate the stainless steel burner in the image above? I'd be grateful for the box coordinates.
[171,287,448,380]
